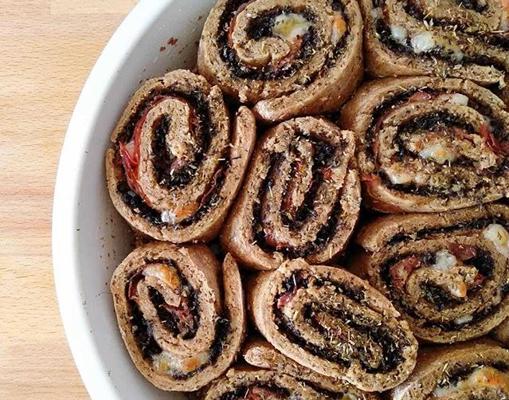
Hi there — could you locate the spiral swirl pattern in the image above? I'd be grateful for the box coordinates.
[243,340,381,399]
[361,0,509,97]
[106,69,255,242]
[203,368,331,400]
[341,77,509,212]
[391,341,509,400]
[221,117,361,270]
[248,259,418,392]
[198,0,363,122]
[356,204,509,343]
[110,243,245,392]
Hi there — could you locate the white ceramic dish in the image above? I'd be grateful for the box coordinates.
[52,1,217,398]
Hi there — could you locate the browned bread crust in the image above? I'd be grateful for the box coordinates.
[106,69,255,243]
[197,0,363,122]
[110,242,245,391]
[221,116,361,270]
[247,258,418,392]
[355,204,509,343]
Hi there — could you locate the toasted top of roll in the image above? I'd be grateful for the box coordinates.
[248,258,418,392]
[197,0,364,122]
[106,69,256,243]
[221,116,361,270]
[341,76,509,213]
[355,204,509,344]
[110,242,245,391]
[202,367,330,399]
[360,0,509,92]
[243,339,381,399]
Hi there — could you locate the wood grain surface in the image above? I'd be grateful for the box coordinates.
[0,1,136,398]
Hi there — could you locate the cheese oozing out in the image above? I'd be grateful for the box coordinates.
[419,142,458,164]
[152,350,210,375]
[484,224,509,258]
[273,13,311,42]
[432,250,457,271]
[411,32,436,54]
[390,25,408,45]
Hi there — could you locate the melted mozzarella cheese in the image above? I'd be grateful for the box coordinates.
[273,13,311,41]
[390,25,408,45]
[419,143,458,164]
[484,224,509,257]
[432,250,458,271]
[152,351,209,374]
[411,32,435,53]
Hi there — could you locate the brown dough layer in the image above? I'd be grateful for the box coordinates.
[202,367,326,399]
[106,69,255,243]
[248,258,418,392]
[243,339,381,399]
[341,76,509,212]
[390,340,509,400]
[494,317,509,346]
[110,242,245,392]
[221,116,360,270]
[197,0,363,122]
[355,204,509,344]
[360,0,509,91]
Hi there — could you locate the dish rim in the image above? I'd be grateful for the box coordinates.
[52,2,172,399]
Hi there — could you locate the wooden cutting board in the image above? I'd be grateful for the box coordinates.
[0,1,136,398]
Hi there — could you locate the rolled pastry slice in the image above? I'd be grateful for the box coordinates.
[197,0,363,122]
[106,69,256,243]
[390,340,509,400]
[341,77,509,212]
[243,339,381,399]
[221,117,361,271]
[360,0,509,91]
[356,204,509,344]
[494,317,509,345]
[248,259,418,392]
[202,367,328,400]
[110,242,245,391]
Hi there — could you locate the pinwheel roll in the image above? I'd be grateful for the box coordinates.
[356,204,509,344]
[106,70,256,243]
[202,368,327,400]
[360,0,509,91]
[110,243,245,392]
[221,117,361,271]
[197,0,363,122]
[341,77,509,213]
[494,317,509,345]
[248,259,418,392]
[390,340,509,400]
[243,339,380,399]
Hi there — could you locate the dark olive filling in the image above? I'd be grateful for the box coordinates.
[252,135,346,258]
[273,272,409,374]
[437,362,509,389]
[373,1,508,69]
[219,384,290,400]
[421,283,464,310]
[405,0,487,27]
[125,263,231,379]
[379,241,507,331]
[151,115,199,188]
[217,1,349,82]
[115,87,231,227]
[129,301,163,358]
[365,87,509,198]
[387,217,509,246]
